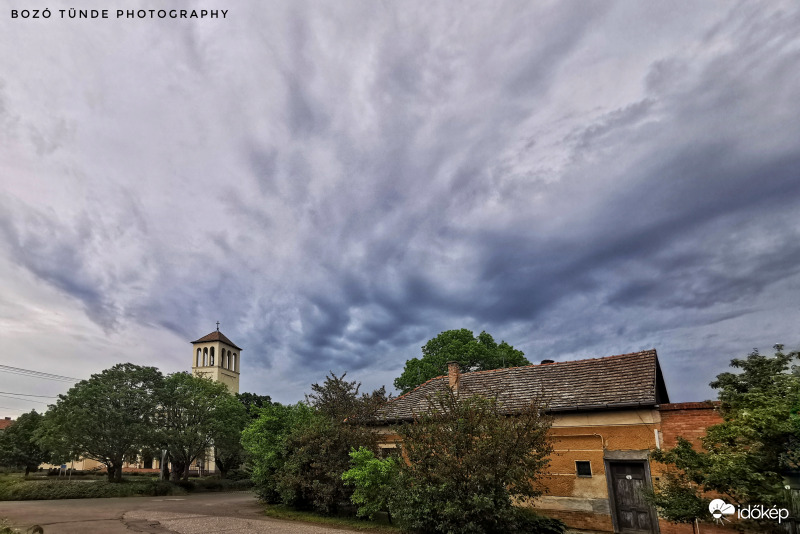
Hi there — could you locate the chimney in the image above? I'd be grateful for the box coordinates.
[447,361,460,391]
[3,417,9,420]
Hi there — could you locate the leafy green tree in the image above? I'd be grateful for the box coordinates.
[158,372,246,481]
[342,447,400,521]
[307,372,389,423]
[390,387,554,533]
[645,470,708,525]
[237,392,273,420]
[272,373,385,514]
[244,373,386,513]
[213,400,250,479]
[242,402,315,502]
[651,345,800,531]
[394,329,529,393]
[0,410,49,476]
[38,363,163,482]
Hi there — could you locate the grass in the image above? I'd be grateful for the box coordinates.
[262,505,401,533]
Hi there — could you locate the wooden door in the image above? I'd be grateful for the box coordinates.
[609,461,656,533]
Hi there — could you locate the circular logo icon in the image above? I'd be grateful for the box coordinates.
[709,499,735,520]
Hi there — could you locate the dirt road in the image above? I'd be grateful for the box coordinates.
[0,492,364,533]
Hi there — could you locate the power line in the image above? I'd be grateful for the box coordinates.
[0,365,81,383]
[0,391,57,398]
[0,394,49,405]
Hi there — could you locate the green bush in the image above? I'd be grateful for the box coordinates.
[0,518,21,534]
[0,479,181,500]
[169,477,253,493]
[226,468,250,481]
[195,478,223,491]
[174,480,196,492]
[342,448,400,520]
[229,479,254,490]
[388,389,554,533]
[243,374,385,514]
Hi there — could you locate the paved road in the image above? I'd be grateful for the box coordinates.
[0,492,364,533]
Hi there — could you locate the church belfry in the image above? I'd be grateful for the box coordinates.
[191,325,241,394]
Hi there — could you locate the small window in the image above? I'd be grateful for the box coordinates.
[576,461,592,477]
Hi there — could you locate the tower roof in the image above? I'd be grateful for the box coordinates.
[191,331,243,350]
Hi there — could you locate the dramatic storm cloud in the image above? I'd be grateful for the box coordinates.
[1,1,799,412]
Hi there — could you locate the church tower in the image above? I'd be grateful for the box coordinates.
[191,324,241,394]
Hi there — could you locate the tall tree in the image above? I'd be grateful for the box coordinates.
[651,345,800,531]
[38,363,163,482]
[394,329,529,393]
[0,410,50,476]
[213,398,250,478]
[237,392,274,420]
[158,372,246,481]
[307,372,389,423]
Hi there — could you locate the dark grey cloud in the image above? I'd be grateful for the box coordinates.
[1,1,799,408]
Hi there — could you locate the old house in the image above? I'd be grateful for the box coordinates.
[376,350,728,534]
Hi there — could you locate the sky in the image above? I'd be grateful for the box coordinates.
[1,1,799,416]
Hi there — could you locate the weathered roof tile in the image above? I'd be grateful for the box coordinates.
[377,350,668,422]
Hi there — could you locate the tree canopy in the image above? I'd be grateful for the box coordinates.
[237,392,274,420]
[158,372,246,481]
[0,410,50,476]
[393,329,529,393]
[243,372,386,514]
[38,363,163,482]
[651,345,800,531]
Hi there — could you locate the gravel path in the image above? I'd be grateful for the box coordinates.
[0,492,365,534]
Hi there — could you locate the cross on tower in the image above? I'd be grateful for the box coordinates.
[216,321,220,331]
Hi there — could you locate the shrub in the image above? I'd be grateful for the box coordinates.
[174,480,196,492]
[342,447,400,520]
[226,468,250,481]
[0,518,21,534]
[229,478,254,490]
[0,479,182,500]
[195,478,223,491]
[243,373,386,514]
[389,388,553,533]
[242,402,314,502]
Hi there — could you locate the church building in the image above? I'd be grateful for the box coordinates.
[46,327,245,474]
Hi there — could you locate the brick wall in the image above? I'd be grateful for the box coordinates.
[659,402,722,449]
[538,509,613,532]
[655,402,739,532]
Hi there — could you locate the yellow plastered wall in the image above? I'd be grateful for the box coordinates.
[191,340,240,394]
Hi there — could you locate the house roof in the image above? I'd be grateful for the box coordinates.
[190,331,242,350]
[377,350,669,423]
[0,418,13,430]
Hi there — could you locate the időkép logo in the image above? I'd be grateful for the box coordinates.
[709,498,790,524]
